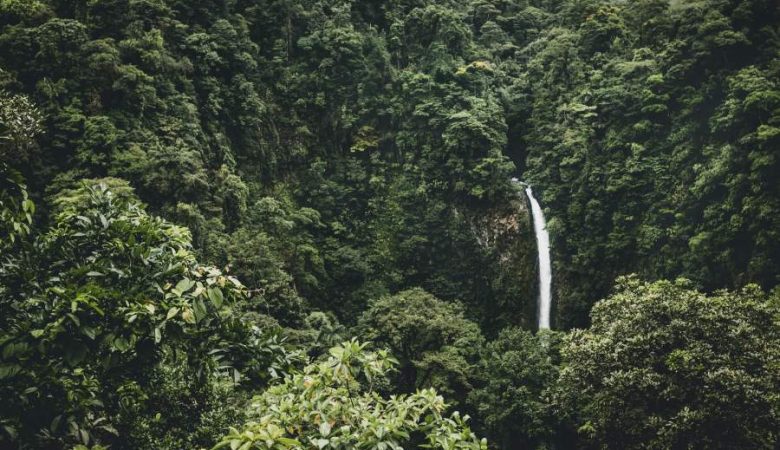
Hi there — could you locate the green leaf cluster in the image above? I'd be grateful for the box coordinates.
[214,340,487,450]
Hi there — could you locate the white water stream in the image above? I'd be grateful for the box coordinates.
[526,186,552,329]
[513,178,552,329]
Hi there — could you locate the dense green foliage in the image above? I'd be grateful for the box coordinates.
[1,0,779,448]
[0,0,533,331]
[0,90,41,248]
[555,277,780,449]
[3,0,777,329]
[514,0,780,326]
[216,340,487,450]
[468,328,561,449]
[0,181,297,448]
[357,288,484,406]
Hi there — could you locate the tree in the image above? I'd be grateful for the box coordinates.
[356,288,484,406]
[512,0,780,329]
[0,90,42,248]
[468,328,561,449]
[215,340,487,450]
[555,276,780,449]
[0,180,293,449]
[204,195,326,327]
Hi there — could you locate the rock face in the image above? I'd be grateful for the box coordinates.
[464,194,537,332]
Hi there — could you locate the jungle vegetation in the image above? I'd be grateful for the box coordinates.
[0,0,778,448]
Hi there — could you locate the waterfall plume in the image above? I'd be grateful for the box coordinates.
[513,178,552,329]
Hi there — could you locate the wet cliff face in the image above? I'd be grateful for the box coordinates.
[461,194,537,335]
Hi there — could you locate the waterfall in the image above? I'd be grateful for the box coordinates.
[514,179,552,329]
[526,186,552,329]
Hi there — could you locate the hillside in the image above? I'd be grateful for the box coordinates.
[1,0,778,448]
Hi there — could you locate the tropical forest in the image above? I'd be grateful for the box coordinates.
[0,0,779,448]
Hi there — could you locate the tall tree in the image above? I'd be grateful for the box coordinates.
[555,276,780,449]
